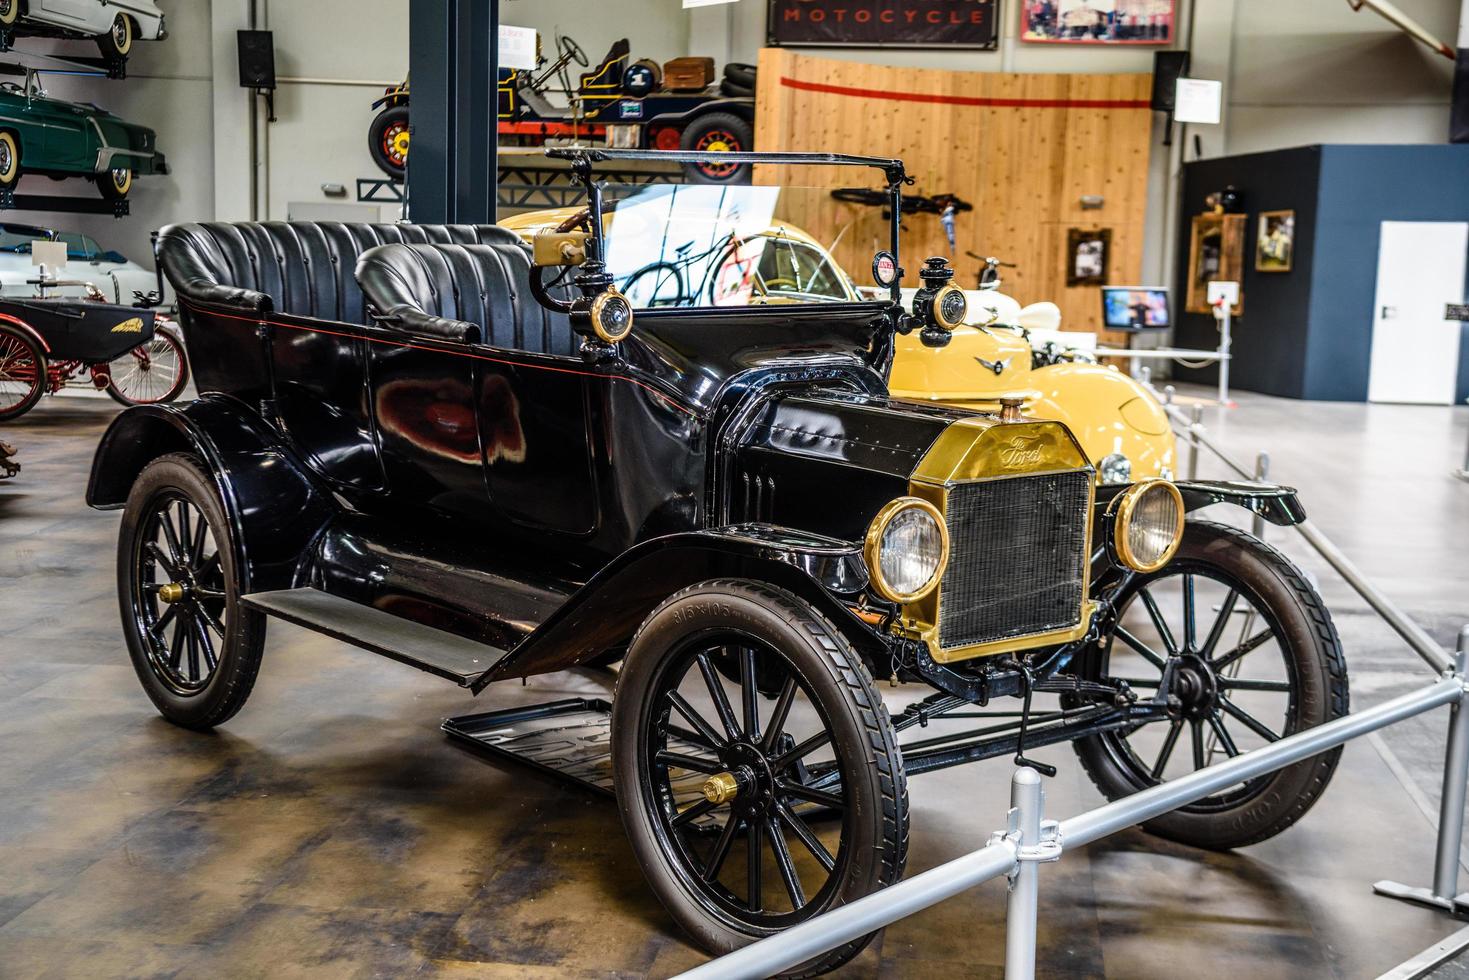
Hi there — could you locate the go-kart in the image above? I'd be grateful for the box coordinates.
[0,288,187,420]
[89,150,1346,976]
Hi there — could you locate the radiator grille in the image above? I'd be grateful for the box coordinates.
[937,470,1091,651]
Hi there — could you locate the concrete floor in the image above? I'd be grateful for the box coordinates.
[1,386,1467,978]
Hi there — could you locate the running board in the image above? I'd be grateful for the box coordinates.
[241,588,506,686]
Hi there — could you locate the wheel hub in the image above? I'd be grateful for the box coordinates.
[157,581,186,605]
[1169,653,1219,718]
[715,739,779,819]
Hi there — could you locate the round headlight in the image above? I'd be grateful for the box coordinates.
[1098,452,1132,484]
[931,284,967,330]
[589,289,634,344]
[864,497,949,603]
[1113,480,1184,573]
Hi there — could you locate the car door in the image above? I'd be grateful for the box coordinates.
[32,0,98,31]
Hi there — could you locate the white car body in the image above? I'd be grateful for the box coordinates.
[15,0,166,41]
[0,223,168,307]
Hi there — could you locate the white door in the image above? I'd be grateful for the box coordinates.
[1367,221,1468,404]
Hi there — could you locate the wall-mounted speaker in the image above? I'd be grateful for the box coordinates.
[1151,51,1190,113]
[237,30,276,90]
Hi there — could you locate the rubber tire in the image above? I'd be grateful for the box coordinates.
[97,13,133,60]
[612,579,908,977]
[369,105,410,182]
[723,62,757,88]
[0,0,17,27]
[0,130,20,190]
[118,453,266,731]
[104,326,190,406]
[719,79,754,99]
[679,112,753,185]
[1071,520,1349,850]
[96,168,131,201]
[0,321,43,421]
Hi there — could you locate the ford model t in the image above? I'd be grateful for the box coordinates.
[88,150,1346,974]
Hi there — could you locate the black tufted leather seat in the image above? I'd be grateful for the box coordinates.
[354,242,577,356]
[156,221,523,326]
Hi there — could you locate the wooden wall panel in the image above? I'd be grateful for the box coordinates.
[753,49,1154,343]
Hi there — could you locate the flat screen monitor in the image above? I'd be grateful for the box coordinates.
[1101,286,1170,330]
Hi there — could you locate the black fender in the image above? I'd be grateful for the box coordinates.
[645,97,755,128]
[86,396,334,593]
[1095,479,1307,527]
[471,524,883,690]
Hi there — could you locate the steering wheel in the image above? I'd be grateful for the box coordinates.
[554,207,593,234]
[558,35,589,68]
[762,277,799,292]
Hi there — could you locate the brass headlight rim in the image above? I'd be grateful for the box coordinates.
[931,283,967,331]
[589,288,634,344]
[863,496,950,604]
[1113,478,1185,573]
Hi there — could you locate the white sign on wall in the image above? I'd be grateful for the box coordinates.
[1174,78,1222,124]
[498,25,538,71]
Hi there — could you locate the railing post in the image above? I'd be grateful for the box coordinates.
[1005,768,1042,980]
[1374,625,1469,914]
[1251,451,1270,539]
[1186,404,1203,481]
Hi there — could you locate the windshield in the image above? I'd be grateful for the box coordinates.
[0,226,53,253]
[592,182,884,310]
[56,232,101,260]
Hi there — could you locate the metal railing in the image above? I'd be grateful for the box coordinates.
[675,404,1469,980]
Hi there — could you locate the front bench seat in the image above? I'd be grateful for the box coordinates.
[157,221,522,324]
[355,242,576,357]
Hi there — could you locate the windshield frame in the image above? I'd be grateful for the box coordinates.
[549,147,909,319]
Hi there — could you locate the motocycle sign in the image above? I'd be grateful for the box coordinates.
[768,0,999,48]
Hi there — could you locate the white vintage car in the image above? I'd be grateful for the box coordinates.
[0,221,168,306]
[0,0,166,60]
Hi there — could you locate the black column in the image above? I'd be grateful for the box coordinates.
[1453,45,1469,143]
[409,0,497,223]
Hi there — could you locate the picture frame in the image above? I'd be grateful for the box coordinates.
[1185,212,1245,314]
[1255,209,1294,273]
[1066,228,1110,287]
[1019,0,1175,45]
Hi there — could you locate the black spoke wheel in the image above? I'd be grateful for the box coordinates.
[1070,520,1348,849]
[612,580,906,976]
[105,326,189,405]
[119,454,265,730]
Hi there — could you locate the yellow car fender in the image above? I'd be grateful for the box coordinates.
[1020,363,1176,481]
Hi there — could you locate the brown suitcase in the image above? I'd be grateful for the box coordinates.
[662,56,715,91]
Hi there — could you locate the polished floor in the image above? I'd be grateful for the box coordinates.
[1,387,1467,978]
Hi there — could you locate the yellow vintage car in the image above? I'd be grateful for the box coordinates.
[498,206,1175,482]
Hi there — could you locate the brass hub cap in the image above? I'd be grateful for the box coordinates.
[157,581,186,604]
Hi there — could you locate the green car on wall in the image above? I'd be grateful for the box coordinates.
[0,64,166,200]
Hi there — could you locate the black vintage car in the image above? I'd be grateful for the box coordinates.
[88,150,1346,974]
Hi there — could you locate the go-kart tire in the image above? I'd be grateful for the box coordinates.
[0,321,43,421]
[369,105,410,182]
[723,62,757,88]
[679,112,753,185]
[612,579,907,977]
[118,453,266,731]
[1070,520,1349,850]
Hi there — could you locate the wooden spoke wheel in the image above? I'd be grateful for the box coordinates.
[0,322,43,420]
[1070,520,1349,849]
[613,580,906,976]
[119,454,265,730]
[106,326,189,406]
[369,105,410,182]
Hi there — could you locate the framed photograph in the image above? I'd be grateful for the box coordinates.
[1185,212,1245,314]
[1066,228,1110,287]
[1255,209,1294,273]
[1020,0,1175,44]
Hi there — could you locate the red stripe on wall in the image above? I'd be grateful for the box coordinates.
[778,75,1152,110]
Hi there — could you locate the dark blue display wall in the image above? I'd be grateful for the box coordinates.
[1174,144,1469,401]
